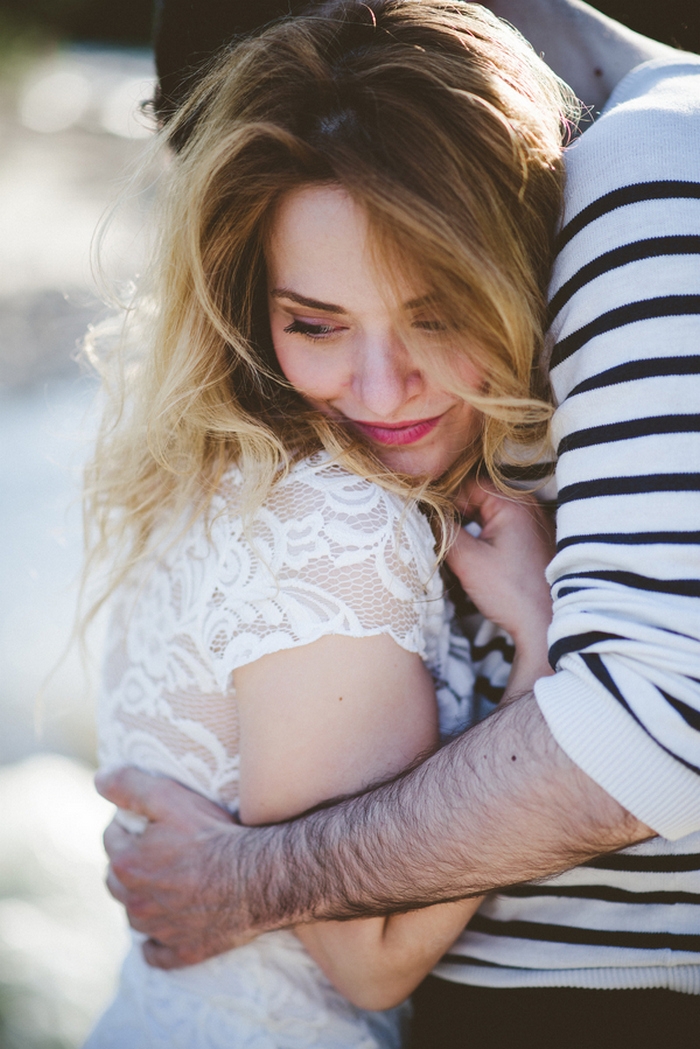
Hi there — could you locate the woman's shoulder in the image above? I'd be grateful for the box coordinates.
[220,451,404,505]
[218,452,437,578]
[201,453,446,686]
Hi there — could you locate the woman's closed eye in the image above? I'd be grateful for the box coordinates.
[283,318,344,339]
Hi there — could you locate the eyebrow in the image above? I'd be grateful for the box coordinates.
[403,295,434,311]
[271,289,436,314]
[271,289,347,314]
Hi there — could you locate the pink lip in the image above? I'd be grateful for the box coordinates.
[350,414,444,446]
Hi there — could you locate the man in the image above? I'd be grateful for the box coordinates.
[98,1,700,1044]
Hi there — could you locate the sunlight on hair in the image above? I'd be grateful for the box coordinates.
[82,0,579,624]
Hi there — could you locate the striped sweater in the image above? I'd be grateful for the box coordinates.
[434,56,700,993]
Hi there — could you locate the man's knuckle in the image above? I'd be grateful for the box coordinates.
[126,911,149,933]
[142,940,166,968]
[143,940,191,970]
[110,851,137,883]
[124,895,150,921]
[106,875,127,904]
[126,907,163,937]
[107,767,125,790]
[103,822,125,855]
[111,769,136,805]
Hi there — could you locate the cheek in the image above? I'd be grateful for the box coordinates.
[271,333,343,403]
[448,352,484,397]
[435,400,481,468]
[456,401,481,444]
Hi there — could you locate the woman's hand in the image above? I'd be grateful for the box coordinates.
[447,479,555,681]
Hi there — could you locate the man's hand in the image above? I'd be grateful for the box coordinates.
[96,768,257,969]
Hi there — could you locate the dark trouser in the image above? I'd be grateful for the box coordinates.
[410,975,700,1049]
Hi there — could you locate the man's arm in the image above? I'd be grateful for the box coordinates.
[232,693,648,916]
[99,685,650,968]
[106,494,643,969]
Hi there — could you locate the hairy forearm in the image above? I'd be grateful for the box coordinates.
[225,693,651,932]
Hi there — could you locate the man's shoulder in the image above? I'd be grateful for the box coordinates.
[600,54,700,120]
[563,55,700,215]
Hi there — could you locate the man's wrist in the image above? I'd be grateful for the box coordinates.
[229,820,324,933]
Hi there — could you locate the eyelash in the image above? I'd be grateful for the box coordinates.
[413,319,447,333]
[282,318,447,339]
[283,319,338,339]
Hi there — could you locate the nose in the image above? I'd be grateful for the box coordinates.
[353,333,424,419]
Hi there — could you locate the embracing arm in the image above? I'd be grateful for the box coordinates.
[233,692,648,921]
[99,685,649,969]
[227,527,649,927]
[98,494,651,969]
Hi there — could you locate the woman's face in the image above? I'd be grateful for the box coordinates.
[267,184,481,478]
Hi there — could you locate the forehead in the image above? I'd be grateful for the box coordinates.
[267,184,420,308]
[267,184,369,282]
[271,184,367,249]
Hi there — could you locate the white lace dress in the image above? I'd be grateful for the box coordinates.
[86,455,481,1049]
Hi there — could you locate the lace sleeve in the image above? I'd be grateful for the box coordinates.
[201,458,446,692]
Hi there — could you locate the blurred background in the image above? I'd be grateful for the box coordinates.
[0,1,698,1047]
[0,3,154,1047]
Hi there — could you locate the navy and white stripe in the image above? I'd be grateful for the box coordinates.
[436,56,700,992]
[538,56,700,837]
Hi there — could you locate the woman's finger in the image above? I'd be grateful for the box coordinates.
[452,477,522,527]
[445,523,485,579]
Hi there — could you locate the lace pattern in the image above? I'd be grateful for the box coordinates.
[92,455,477,1047]
[86,931,410,1049]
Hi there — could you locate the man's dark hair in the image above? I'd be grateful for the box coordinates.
[153,0,699,126]
[154,0,315,123]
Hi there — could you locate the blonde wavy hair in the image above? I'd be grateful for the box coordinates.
[83,0,577,612]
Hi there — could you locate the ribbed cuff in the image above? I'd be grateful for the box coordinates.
[432,961,700,993]
[535,660,700,840]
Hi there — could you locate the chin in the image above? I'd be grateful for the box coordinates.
[377,448,451,479]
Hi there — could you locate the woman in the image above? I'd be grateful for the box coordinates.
[83,1,573,1045]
